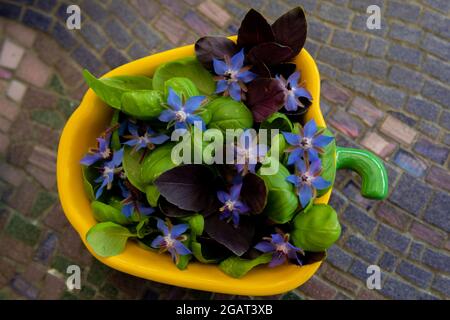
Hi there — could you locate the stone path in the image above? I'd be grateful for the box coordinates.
[0,0,448,300]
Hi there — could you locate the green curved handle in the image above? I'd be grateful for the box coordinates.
[336,147,388,200]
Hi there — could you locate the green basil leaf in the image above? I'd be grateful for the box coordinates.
[317,128,336,197]
[140,143,177,184]
[164,77,200,100]
[110,110,121,150]
[83,70,152,109]
[291,204,341,252]
[121,90,164,120]
[81,165,97,201]
[260,112,293,132]
[257,158,298,224]
[219,253,272,278]
[191,241,219,264]
[145,184,160,207]
[86,222,135,257]
[136,218,151,239]
[176,236,192,270]
[91,200,131,225]
[122,146,147,192]
[205,97,253,131]
[180,214,204,238]
[153,57,215,95]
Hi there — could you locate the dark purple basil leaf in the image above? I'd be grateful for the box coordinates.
[154,165,215,211]
[237,9,275,51]
[272,7,307,59]
[301,251,326,265]
[197,235,232,260]
[247,42,293,68]
[204,214,255,256]
[268,63,297,78]
[195,36,238,70]
[240,173,267,214]
[282,96,312,122]
[159,196,195,217]
[247,78,286,122]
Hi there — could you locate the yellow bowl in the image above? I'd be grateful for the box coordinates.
[57,40,332,296]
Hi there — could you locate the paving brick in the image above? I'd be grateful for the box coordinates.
[409,241,424,261]
[0,67,12,79]
[367,38,388,57]
[0,131,9,154]
[52,22,77,50]
[5,21,36,48]
[422,248,450,273]
[414,138,449,165]
[432,275,450,297]
[21,261,47,284]
[308,18,332,42]
[130,0,161,20]
[424,191,450,233]
[198,0,230,27]
[103,19,132,50]
[322,264,358,292]
[388,22,423,45]
[71,46,103,76]
[405,97,441,122]
[184,10,214,36]
[440,110,450,130]
[375,202,411,232]
[33,33,65,66]
[356,288,384,300]
[16,53,52,87]
[426,166,450,192]
[443,133,450,146]
[337,73,372,94]
[39,273,65,300]
[342,180,376,211]
[420,9,450,39]
[127,43,149,60]
[328,190,347,214]
[0,96,19,121]
[345,235,380,263]
[0,2,22,20]
[361,132,396,158]
[410,221,446,248]
[108,272,147,299]
[6,80,27,103]
[381,276,433,300]
[348,258,369,281]
[131,20,161,49]
[380,116,416,145]
[387,44,422,66]
[348,0,384,11]
[31,109,65,130]
[0,162,25,187]
[422,80,450,108]
[10,275,39,299]
[317,60,336,77]
[81,0,108,23]
[317,46,353,71]
[379,252,397,272]
[388,66,423,92]
[44,203,70,231]
[326,245,353,271]
[390,173,433,216]
[317,3,352,27]
[0,116,11,133]
[0,234,34,263]
[371,84,407,110]
[392,149,427,178]
[22,9,52,32]
[423,55,450,83]
[348,97,383,126]
[321,81,351,105]
[102,47,127,68]
[299,276,337,299]
[0,39,24,69]
[353,57,389,80]
[421,33,450,60]
[386,1,421,23]
[331,30,367,52]
[154,13,187,45]
[80,22,107,51]
[34,232,58,264]
[22,86,58,110]
[351,14,387,37]
[342,203,377,235]
[109,0,136,25]
[376,224,411,253]
[329,110,364,138]
[6,214,41,246]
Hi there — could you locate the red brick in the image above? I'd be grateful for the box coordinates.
[130,0,161,20]
[22,262,47,284]
[322,81,351,105]
[44,204,71,231]
[361,132,397,158]
[34,34,65,66]
[375,202,411,231]
[109,272,146,298]
[154,13,187,44]
[380,116,417,145]
[28,145,56,173]
[55,59,82,87]
[58,226,92,265]
[328,110,364,138]
[426,166,450,192]
[183,11,215,36]
[0,67,12,79]
[0,96,20,121]
[0,131,9,153]
[410,221,446,247]
[39,273,66,300]
[22,87,58,110]
[16,53,52,87]
[0,235,34,264]
[198,0,231,27]
[356,288,385,300]
[0,161,25,187]
[6,21,37,48]
[349,97,384,126]
[26,164,55,190]
[5,178,39,214]
[0,39,25,69]
[0,257,16,287]
[322,264,359,292]
[298,276,337,299]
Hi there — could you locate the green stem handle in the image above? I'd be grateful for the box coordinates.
[336,147,389,200]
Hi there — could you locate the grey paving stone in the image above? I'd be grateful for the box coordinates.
[376,224,411,253]
[422,248,450,273]
[342,203,377,234]
[396,260,433,288]
[345,235,381,263]
[387,44,422,66]
[424,191,450,232]
[414,138,449,165]
[388,65,423,91]
[390,174,433,216]
[388,22,423,45]
[405,97,441,122]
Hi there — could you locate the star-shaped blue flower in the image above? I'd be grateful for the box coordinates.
[233,129,268,175]
[282,119,334,164]
[151,218,191,264]
[286,158,331,208]
[276,71,312,112]
[80,133,112,166]
[213,49,257,101]
[217,183,250,227]
[94,148,124,199]
[158,88,206,131]
[119,181,154,218]
[255,232,303,267]
[123,123,169,152]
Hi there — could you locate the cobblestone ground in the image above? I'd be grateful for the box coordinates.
[0,0,449,300]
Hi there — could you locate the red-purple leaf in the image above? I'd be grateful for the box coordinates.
[237,9,275,51]
[204,214,255,256]
[272,7,307,59]
[240,173,267,214]
[195,36,238,70]
[268,63,297,78]
[154,165,216,212]
[159,197,195,217]
[247,42,293,68]
[247,78,286,122]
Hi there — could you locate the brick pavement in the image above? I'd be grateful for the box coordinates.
[0,0,448,300]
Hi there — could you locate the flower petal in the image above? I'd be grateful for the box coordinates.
[312,176,331,190]
[303,119,317,138]
[167,88,182,110]
[174,240,191,255]
[215,80,228,94]
[156,218,169,235]
[151,134,170,145]
[295,158,307,173]
[269,252,286,267]
[309,158,322,174]
[229,81,242,101]
[230,183,242,200]
[282,132,300,146]
[299,184,313,208]
[122,203,134,218]
[230,48,245,71]
[95,180,107,199]
[271,233,284,244]
[158,109,176,122]
[111,148,124,166]
[287,71,300,87]
[308,148,320,161]
[313,135,334,148]
[151,235,164,248]
[213,58,228,75]
[237,70,257,83]
[285,93,298,111]
[217,190,229,204]
[184,96,205,113]
[294,87,312,100]
[138,205,154,216]
[127,122,139,137]
[171,223,189,238]
[287,148,302,165]
[80,153,102,166]
[286,174,299,186]
[255,241,275,253]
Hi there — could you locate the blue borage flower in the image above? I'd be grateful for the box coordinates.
[276,71,312,112]
[151,218,191,264]
[213,49,257,101]
[255,232,303,267]
[119,181,154,218]
[282,119,334,164]
[233,129,268,175]
[217,183,250,227]
[286,158,331,208]
[94,148,124,199]
[80,132,112,166]
[158,88,206,131]
[123,123,169,153]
